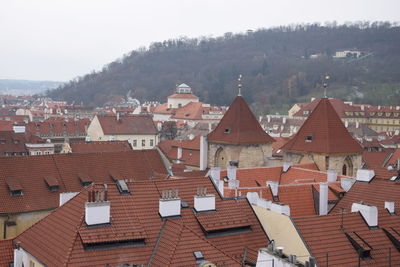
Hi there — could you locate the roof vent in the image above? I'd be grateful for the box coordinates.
[351,202,378,228]
[116,180,130,195]
[385,201,395,215]
[159,189,181,218]
[356,169,375,182]
[78,173,92,187]
[267,181,279,201]
[194,187,215,212]
[193,251,204,261]
[282,162,291,172]
[85,189,110,226]
[44,175,59,192]
[5,177,23,196]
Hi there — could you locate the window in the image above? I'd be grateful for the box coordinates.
[150,139,154,147]
[30,260,35,267]
[224,128,231,134]
[142,139,145,147]
[36,151,41,155]
[0,140,5,144]
[133,140,137,147]
[305,135,313,142]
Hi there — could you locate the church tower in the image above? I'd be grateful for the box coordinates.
[282,98,363,176]
[206,91,275,169]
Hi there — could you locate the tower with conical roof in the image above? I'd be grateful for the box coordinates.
[282,98,363,176]
[206,79,275,168]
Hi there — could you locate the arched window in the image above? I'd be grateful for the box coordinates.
[215,147,227,168]
[342,157,353,176]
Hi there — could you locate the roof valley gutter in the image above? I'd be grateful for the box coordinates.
[52,154,68,191]
[147,220,167,267]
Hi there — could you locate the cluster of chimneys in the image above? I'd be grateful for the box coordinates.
[83,185,217,226]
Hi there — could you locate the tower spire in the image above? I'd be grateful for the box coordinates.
[323,74,330,98]
[238,74,242,96]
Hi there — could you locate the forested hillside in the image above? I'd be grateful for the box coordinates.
[47,22,400,114]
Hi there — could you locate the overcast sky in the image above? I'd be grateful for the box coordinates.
[0,0,399,81]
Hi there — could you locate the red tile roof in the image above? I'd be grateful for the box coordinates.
[168,93,199,99]
[282,98,363,154]
[0,150,167,214]
[208,96,275,144]
[15,177,269,266]
[0,120,13,131]
[70,141,132,153]
[362,150,394,179]
[293,210,400,266]
[97,114,157,135]
[26,118,90,136]
[331,178,400,214]
[0,239,13,266]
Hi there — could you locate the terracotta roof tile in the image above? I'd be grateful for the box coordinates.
[70,141,132,153]
[97,115,157,135]
[0,239,13,266]
[15,177,269,266]
[282,98,363,154]
[208,96,275,144]
[168,93,199,99]
[0,150,167,214]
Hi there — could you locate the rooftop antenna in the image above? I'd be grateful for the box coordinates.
[323,74,330,98]
[238,74,243,96]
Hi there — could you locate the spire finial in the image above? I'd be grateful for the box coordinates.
[238,74,243,96]
[323,74,330,98]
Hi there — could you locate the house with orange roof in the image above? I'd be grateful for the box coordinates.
[282,98,363,177]
[10,177,278,267]
[0,150,168,239]
[87,114,158,150]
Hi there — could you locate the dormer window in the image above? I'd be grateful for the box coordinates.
[303,110,309,115]
[224,128,231,134]
[0,139,5,144]
[5,177,23,196]
[305,135,313,142]
[44,176,59,192]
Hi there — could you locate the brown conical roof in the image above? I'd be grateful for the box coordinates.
[282,98,363,154]
[208,96,275,145]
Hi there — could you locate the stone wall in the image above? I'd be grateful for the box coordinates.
[208,142,273,169]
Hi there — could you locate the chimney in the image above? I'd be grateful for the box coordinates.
[327,170,337,182]
[397,158,400,171]
[159,189,181,217]
[345,121,348,127]
[194,187,215,212]
[227,166,237,180]
[267,115,271,123]
[228,179,240,189]
[319,183,328,215]
[282,117,287,124]
[351,203,378,228]
[13,125,26,133]
[385,201,395,215]
[282,162,291,172]
[199,136,208,170]
[356,121,359,128]
[177,146,182,161]
[341,177,356,192]
[267,181,279,198]
[246,192,259,205]
[116,112,120,121]
[209,167,221,182]
[361,105,364,111]
[85,189,110,226]
[378,105,381,110]
[356,169,375,182]
[396,106,400,110]
[271,203,290,216]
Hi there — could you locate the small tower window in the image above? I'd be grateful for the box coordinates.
[305,135,313,142]
[224,128,231,134]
